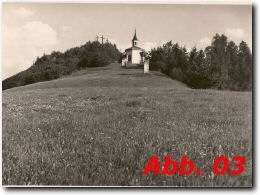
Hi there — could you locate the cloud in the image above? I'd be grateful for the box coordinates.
[2,21,59,79]
[60,25,71,32]
[60,25,72,38]
[12,7,34,18]
[225,28,245,39]
[199,37,211,46]
[141,42,158,51]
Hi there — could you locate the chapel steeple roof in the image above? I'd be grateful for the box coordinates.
[132,29,138,41]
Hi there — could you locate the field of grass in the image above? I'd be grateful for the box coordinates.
[2,63,252,186]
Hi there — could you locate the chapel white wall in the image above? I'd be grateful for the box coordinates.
[132,50,141,64]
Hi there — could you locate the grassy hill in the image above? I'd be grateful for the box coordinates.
[2,41,121,90]
[2,63,252,186]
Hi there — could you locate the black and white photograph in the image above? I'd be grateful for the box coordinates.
[2,1,252,187]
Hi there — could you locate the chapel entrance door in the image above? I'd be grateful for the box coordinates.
[128,55,132,62]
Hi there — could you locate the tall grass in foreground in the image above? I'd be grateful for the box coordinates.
[2,64,252,186]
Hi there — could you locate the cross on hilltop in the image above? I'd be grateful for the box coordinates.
[95,35,109,44]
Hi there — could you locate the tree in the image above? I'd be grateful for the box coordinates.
[226,41,239,90]
[149,34,252,91]
[149,41,189,82]
[237,41,252,90]
[185,47,211,88]
[206,34,228,89]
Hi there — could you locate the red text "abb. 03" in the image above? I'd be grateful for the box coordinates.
[143,155,246,176]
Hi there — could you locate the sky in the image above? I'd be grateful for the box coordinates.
[2,3,252,79]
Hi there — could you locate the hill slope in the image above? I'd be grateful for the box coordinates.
[3,41,121,90]
[2,63,252,186]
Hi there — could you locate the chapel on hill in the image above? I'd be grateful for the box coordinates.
[121,29,149,69]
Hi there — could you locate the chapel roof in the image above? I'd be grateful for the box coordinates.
[125,46,146,52]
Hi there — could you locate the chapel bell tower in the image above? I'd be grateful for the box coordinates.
[132,29,138,47]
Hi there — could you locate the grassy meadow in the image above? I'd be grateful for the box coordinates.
[2,63,252,186]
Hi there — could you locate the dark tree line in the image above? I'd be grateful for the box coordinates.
[3,33,252,91]
[3,41,121,90]
[150,34,252,91]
